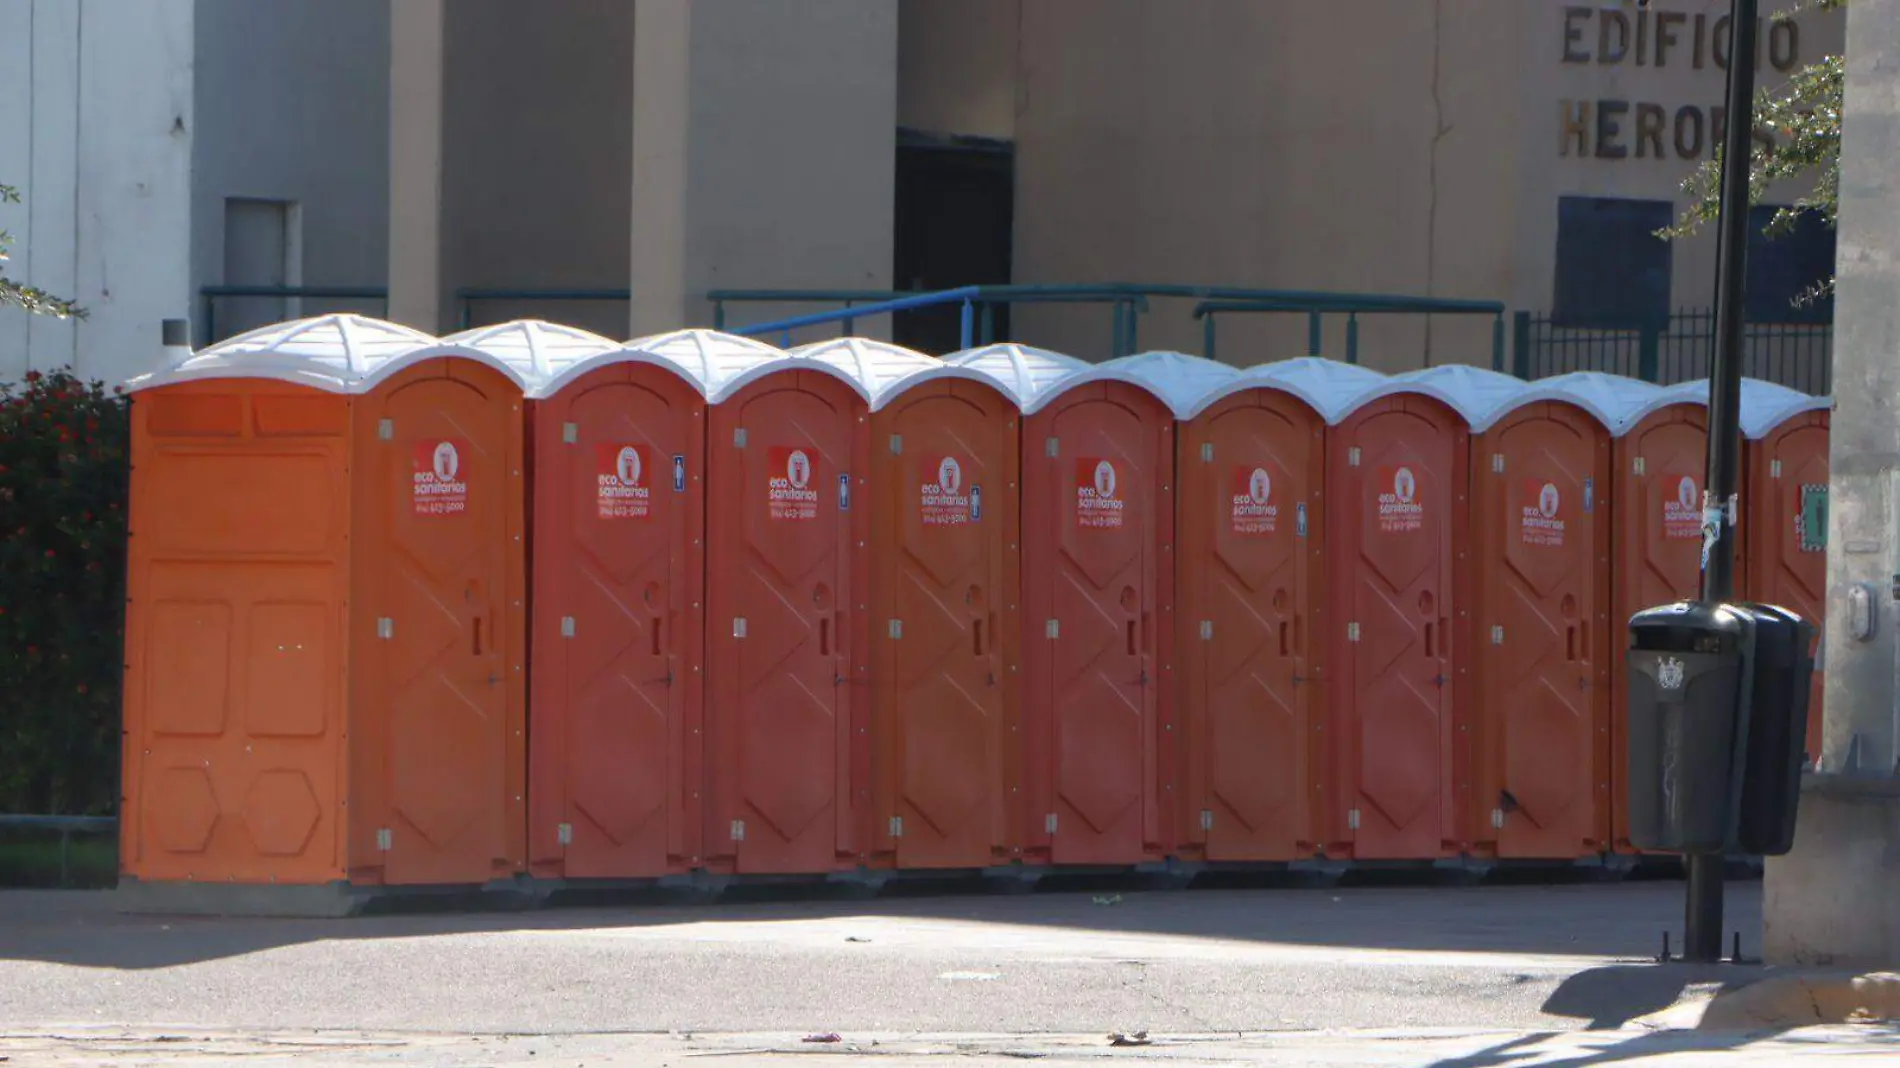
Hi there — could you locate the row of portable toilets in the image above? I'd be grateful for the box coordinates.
[116,314,1831,901]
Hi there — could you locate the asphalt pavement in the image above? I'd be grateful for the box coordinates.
[1,877,1892,1064]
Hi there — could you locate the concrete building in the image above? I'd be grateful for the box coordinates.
[1,0,1843,390]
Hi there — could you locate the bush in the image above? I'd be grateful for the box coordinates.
[0,369,129,816]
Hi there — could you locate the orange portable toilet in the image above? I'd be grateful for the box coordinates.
[1007,351,1180,867]
[1321,369,1481,862]
[1175,357,1381,864]
[1455,370,1647,862]
[118,315,535,913]
[784,340,1026,873]
[451,324,779,884]
[701,342,880,876]
[1608,379,1710,854]
[1733,380,1831,764]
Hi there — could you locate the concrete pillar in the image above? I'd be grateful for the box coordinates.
[1765,0,1900,969]
[387,0,444,332]
[629,0,898,338]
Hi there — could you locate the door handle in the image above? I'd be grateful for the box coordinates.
[1126,619,1138,657]
[973,617,984,657]
[820,616,832,657]
[652,616,664,657]
[1566,624,1577,662]
[1423,620,1434,660]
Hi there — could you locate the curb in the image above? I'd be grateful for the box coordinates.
[1637,971,1900,1030]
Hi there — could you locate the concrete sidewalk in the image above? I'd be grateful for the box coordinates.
[1,1024,1895,1066]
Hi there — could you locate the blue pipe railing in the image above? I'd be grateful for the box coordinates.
[712,286,1149,354]
[730,286,988,348]
[455,287,632,329]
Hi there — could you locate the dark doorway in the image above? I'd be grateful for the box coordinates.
[892,129,1015,354]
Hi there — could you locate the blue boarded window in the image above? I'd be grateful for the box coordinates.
[1552,197,1674,328]
[1745,206,1835,324]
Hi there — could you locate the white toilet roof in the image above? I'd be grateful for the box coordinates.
[443,320,619,399]
[941,343,1091,410]
[1508,372,1667,436]
[576,328,787,403]
[1349,363,1533,431]
[1237,357,1389,424]
[1656,377,1832,439]
[1031,349,1240,417]
[123,314,531,395]
[781,336,999,411]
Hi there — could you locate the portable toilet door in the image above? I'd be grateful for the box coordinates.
[704,346,873,875]
[1734,381,1830,764]
[787,341,1024,872]
[1609,379,1709,854]
[119,314,535,902]
[1175,358,1354,862]
[459,325,777,881]
[1323,369,1484,862]
[1016,351,1180,866]
[1463,374,1622,861]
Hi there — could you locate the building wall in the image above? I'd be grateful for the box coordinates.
[441,0,633,337]
[987,0,1842,369]
[631,0,899,339]
[190,0,392,345]
[0,0,195,386]
[898,0,1019,142]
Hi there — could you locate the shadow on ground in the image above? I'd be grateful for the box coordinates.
[0,865,1766,978]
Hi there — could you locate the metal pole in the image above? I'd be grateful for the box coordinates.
[1687,0,1760,965]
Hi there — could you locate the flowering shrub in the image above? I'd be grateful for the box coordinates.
[0,369,128,815]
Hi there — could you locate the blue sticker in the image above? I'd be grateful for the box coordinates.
[839,473,851,511]
[672,454,686,492]
[1583,477,1594,513]
[1296,502,1308,538]
[971,485,983,521]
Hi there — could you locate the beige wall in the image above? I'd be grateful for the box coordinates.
[989,0,1842,370]
[898,0,1019,141]
[633,0,899,340]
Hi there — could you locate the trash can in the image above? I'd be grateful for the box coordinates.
[1625,601,1752,854]
[1734,603,1815,857]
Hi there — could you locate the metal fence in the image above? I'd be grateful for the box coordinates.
[1512,308,1833,394]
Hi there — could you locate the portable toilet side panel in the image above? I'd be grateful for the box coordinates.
[122,381,353,885]
[1177,388,1326,862]
[869,380,1021,870]
[528,364,706,880]
[1744,410,1829,764]
[1470,402,1612,861]
[706,370,870,874]
[1326,395,1469,861]
[349,358,528,886]
[1023,383,1176,866]
[1609,402,1708,854]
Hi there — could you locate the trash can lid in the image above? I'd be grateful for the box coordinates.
[1242,357,1389,424]
[942,343,1091,411]
[123,314,532,395]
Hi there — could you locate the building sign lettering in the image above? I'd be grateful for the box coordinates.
[1557,5,1804,162]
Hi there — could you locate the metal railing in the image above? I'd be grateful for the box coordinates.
[455,288,632,330]
[201,285,389,344]
[1196,296,1508,368]
[1512,308,1833,393]
[0,814,116,888]
[716,283,1506,361]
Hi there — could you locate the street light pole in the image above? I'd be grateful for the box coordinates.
[1688,0,1761,965]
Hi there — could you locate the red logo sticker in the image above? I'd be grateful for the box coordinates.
[1376,465,1423,534]
[768,446,819,522]
[1076,457,1125,530]
[920,454,972,526]
[596,443,652,520]
[1230,465,1278,535]
[1663,472,1701,540]
[413,439,469,517]
[1520,479,1565,548]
